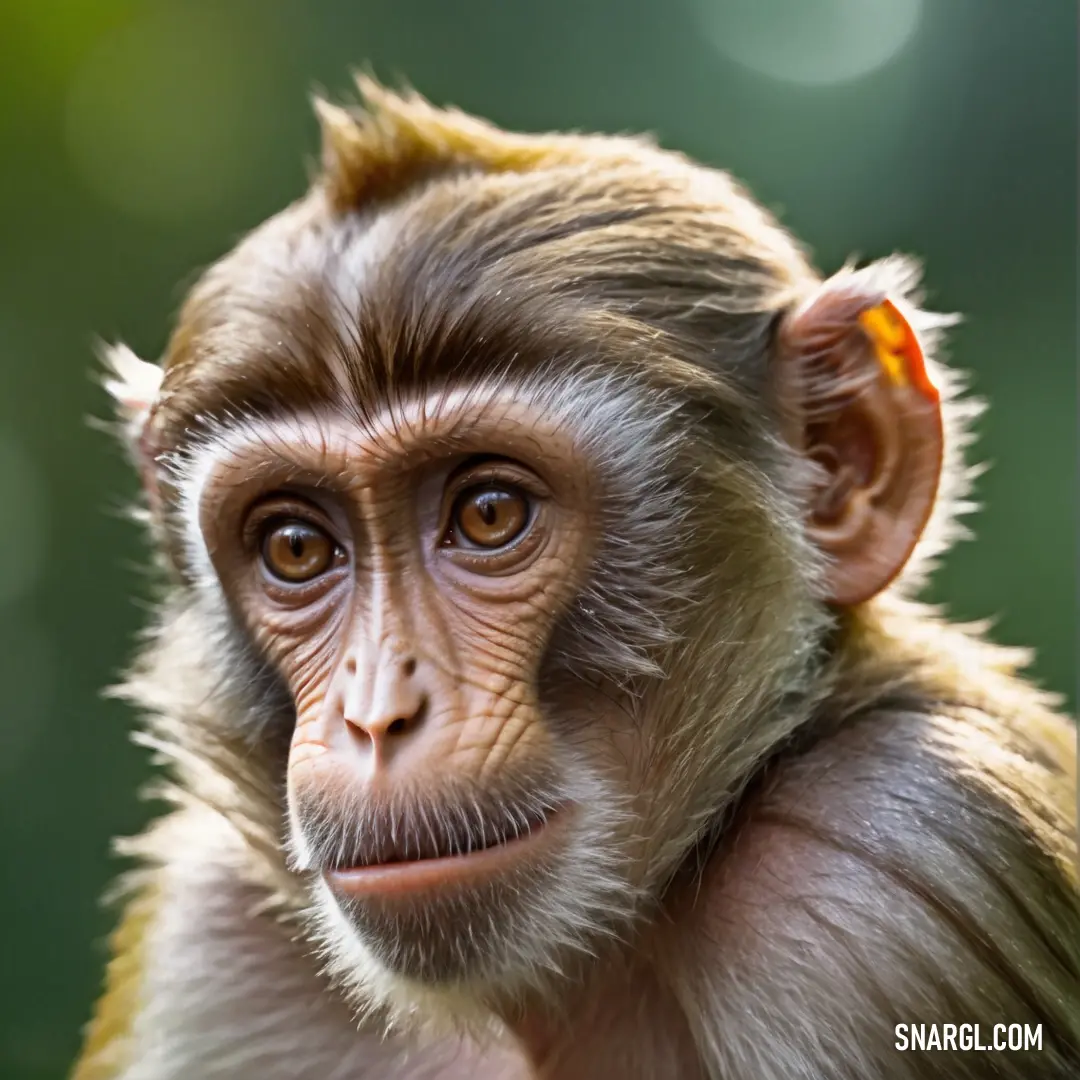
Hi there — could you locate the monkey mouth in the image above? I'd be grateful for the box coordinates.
[322,803,562,898]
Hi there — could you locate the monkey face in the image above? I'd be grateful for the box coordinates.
[142,144,853,1018]
[189,387,675,999]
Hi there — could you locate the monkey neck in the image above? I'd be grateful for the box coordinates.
[823,593,1054,724]
[503,928,704,1080]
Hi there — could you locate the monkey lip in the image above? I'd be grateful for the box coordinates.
[323,806,563,899]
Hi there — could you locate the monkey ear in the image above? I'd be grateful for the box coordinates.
[100,343,164,480]
[776,265,944,607]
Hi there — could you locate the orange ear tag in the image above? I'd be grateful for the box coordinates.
[858,300,939,404]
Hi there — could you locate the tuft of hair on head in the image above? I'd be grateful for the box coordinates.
[313,74,653,213]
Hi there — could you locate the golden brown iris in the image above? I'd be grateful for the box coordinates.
[452,485,530,549]
[261,520,336,582]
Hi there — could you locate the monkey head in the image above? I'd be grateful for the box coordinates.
[103,81,953,1029]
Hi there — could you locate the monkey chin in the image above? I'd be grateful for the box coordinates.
[310,802,641,1026]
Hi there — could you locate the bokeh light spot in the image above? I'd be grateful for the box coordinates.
[695,0,924,86]
[65,4,269,225]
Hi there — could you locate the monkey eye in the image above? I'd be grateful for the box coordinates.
[446,484,531,550]
[260,519,339,583]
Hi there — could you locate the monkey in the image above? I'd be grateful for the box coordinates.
[72,77,1079,1080]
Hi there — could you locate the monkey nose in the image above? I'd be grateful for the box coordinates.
[342,654,429,756]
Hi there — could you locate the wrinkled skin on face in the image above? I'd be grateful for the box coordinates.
[194,391,668,997]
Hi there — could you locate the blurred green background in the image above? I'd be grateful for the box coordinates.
[0,1,1074,1077]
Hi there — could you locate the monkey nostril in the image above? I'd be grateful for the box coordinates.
[388,695,428,737]
[350,696,429,747]
[402,657,417,677]
[345,656,357,676]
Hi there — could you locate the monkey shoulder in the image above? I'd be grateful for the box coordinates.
[664,706,1080,1080]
